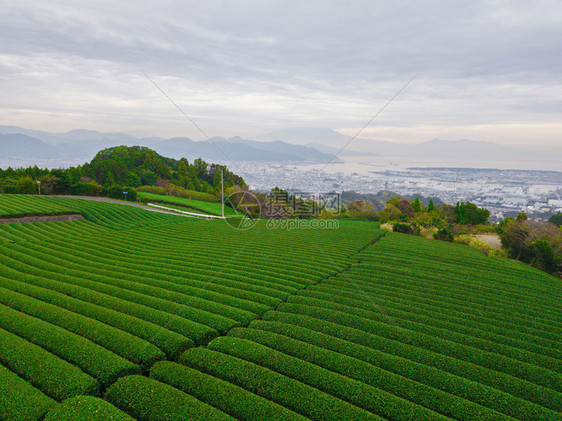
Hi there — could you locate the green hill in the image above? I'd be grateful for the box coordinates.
[137,192,239,216]
[0,145,245,198]
[0,194,560,420]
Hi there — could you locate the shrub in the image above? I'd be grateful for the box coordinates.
[105,375,234,421]
[150,361,307,421]
[392,222,420,235]
[15,176,36,194]
[548,212,562,227]
[0,286,165,368]
[249,319,558,420]
[44,396,134,421]
[69,182,104,196]
[263,309,562,411]
[0,303,140,387]
[0,275,192,359]
[434,224,454,242]
[500,219,562,275]
[180,347,380,421]
[0,327,99,400]
[274,302,561,391]
[0,363,56,421]
[105,184,125,199]
[227,327,511,421]
[207,336,449,421]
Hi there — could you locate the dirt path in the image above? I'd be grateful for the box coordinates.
[0,214,84,224]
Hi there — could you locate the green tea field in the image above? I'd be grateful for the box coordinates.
[0,194,560,420]
[137,192,239,216]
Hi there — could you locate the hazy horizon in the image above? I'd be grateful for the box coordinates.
[1,1,561,152]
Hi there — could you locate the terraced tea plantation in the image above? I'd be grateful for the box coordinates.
[0,194,560,420]
[137,192,239,216]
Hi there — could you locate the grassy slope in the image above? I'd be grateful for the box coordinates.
[138,192,239,216]
[0,194,560,421]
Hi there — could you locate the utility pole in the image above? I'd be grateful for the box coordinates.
[221,169,225,218]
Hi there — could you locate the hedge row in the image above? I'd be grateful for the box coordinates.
[12,222,288,310]
[150,361,308,421]
[22,231,302,304]
[0,303,139,386]
[261,311,562,412]
[14,237,263,325]
[300,284,562,356]
[104,375,235,421]
[346,260,558,316]
[288,293,562,368]
[34,233,290,305]
[355,246,560,316]
[319,275,562,345]
[59,219,356,282]
[227,327,515,421]
[0,274,192,359]
[54,219,355,286]
[337,266,560,332]
[0,286,165,368]
[0,363,56,421]
[0,327,99,400]
[2,245,224,342]
[276,302,561,392]
[0,253,216,345]
[207,336,449,421]
[43,396,134,421]
[0,195,74,217]
[179,347,382,421]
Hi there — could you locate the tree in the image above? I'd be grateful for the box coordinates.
[427,198,435,212]
[500,219,561,275]
[396,198,414,218]
[39,174,60,195]
[454,202,489,225]
[106,184,125,199]
[412,197,422,213]
[15,176,36,194]
[548,212,562,227]
[140,170,157,186]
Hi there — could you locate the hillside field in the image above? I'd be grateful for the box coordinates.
[0,194,560,421]
[137,192,239,216]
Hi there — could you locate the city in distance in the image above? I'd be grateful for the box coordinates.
[2,125,560,220]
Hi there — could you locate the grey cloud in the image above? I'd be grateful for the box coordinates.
[0,0,561,143]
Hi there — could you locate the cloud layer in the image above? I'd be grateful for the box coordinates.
[1,0,561,148]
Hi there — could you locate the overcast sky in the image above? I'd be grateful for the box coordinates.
[1,0,561,149]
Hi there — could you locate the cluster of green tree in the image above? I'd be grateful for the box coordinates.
[340,190,443,210]
[228,188,489,239]
[548,212,562,227]
[0,146,245,202]
[341,196,489,236]
[498,212,561,276]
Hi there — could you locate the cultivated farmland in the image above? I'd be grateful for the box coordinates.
[137,192,239,216]
[0,194,560,420]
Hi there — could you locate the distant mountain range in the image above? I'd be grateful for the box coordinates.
[258,127,557,162]
[1,125,558,168]
[0,126,339,165]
